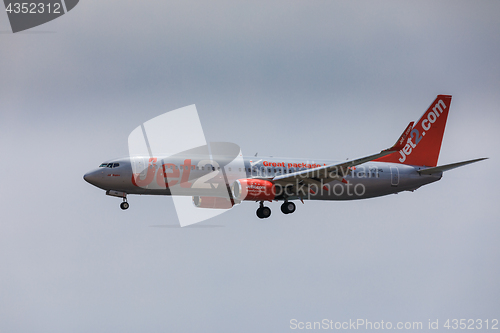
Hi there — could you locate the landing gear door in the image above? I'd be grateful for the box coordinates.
[390,167,399,187]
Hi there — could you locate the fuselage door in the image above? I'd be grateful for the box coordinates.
[390,167,399,186]
[131,157,149,179]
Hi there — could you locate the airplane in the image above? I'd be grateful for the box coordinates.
[83,95,487,219]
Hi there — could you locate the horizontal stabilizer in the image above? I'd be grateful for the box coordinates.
[418,158,488,175]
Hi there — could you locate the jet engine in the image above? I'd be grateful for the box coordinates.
[192,196,234,209]
[231,179,276,201]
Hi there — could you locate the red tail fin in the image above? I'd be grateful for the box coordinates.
[387,121,414,151]
[375,95,452,167]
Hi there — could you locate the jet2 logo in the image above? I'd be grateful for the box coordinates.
[398,99,447,163]
[3,0,79,33]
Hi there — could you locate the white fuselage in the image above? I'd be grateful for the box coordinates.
[84,155,441,201]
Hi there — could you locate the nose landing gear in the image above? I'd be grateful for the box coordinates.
[106,190,129,210]
[120,200,129,210]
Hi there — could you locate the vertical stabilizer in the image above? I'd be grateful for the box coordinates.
[375,95,452,167]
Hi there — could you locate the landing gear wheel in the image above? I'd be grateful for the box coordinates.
[256,206,271,219]
[120,202,129,210]
[261,206,271,218]
[281,201,296,214]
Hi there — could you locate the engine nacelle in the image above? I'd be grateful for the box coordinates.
[192,196,234,209]
[231,179,276,201]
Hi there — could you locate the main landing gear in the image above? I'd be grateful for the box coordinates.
[281,201,296,214]
[256,200,297,219]
[256,201,271,219]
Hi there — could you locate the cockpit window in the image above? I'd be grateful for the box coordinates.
[99,163,120,168]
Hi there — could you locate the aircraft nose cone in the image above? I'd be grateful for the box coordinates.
[83,170,102,186]
[83,172,93,184]
[83,172,91,183]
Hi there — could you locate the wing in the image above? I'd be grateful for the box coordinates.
[271,122,414,190]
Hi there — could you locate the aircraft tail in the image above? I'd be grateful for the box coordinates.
[375,95,452,167]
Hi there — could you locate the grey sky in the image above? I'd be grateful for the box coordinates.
[0,1,498,332]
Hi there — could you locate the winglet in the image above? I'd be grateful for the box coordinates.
[384,121,414,152]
